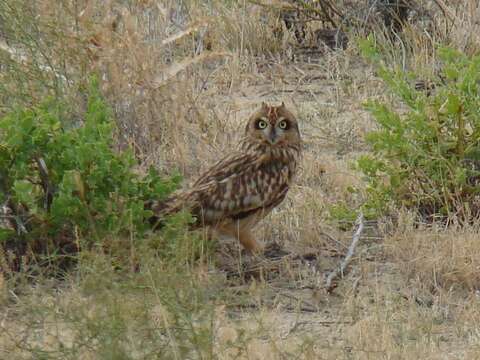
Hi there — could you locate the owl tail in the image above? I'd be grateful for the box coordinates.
[145,195,190,230]
[145,198,173,230]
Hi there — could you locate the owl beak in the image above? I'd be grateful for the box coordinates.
[267,129,277,144]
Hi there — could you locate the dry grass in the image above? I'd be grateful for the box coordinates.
[386,221,480,293]
[2,0,480,359]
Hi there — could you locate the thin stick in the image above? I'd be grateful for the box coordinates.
[35,157,55,210]
[325,212,364,293]
[160,21,208,47]
[151,52,231,88]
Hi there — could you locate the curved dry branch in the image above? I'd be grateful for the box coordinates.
[325,212,364,293]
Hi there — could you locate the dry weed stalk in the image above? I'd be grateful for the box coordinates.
[152,51,232,88]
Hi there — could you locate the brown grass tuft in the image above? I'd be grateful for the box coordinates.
[386,222,480,293]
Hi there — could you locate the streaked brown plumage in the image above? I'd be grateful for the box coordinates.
[149,103,302,252]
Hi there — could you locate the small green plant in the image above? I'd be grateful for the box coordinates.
[0,78,184,270]
[356,37,480,222]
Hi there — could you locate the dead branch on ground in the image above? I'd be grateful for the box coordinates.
[325,212,364,293]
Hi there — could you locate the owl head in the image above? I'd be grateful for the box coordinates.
[245,102,301,147]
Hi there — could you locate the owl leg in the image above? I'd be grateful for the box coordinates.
[238,228,262,253]
[217,222,263,253]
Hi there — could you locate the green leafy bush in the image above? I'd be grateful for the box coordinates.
[357,38,480,222]
[0,79,183,269]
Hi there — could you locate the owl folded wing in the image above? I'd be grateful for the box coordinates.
[148,150,291,226]
[185,153,291,224]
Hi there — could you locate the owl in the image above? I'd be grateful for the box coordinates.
[148,103,302,253]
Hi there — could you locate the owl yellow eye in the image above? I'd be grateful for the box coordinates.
[256,120,268,129]
[278,120,289,129]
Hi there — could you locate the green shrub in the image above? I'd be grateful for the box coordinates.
[357,38,480,222]
[0,78,183,270]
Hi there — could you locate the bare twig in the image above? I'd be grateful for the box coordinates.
[151,52,231,88]
[159,21,208,47]
[325,212,364,293]
[35,157,55,210]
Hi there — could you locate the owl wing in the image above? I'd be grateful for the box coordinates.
[192,151,260,188]
[182,150,291,224]
[147,151,257,221]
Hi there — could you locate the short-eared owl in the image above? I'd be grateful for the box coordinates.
[149,103,302,252]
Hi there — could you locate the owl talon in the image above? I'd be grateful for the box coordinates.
[263,242,290,259]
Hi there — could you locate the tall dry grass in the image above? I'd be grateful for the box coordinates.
[0,0,287,174]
